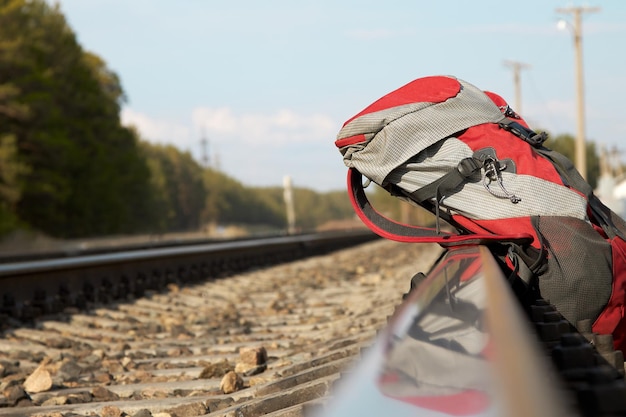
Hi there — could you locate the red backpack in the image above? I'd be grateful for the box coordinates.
[335,75,626,351]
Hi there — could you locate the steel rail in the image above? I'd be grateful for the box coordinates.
[0,229,377,321]
[480,246,576,417]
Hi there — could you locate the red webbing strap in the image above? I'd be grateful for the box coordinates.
[347,168,534,246]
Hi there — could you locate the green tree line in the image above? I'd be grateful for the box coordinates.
[0,0,356,239]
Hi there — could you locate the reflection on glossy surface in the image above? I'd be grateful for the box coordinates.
[380,247,492,415]
[322,246,574,417]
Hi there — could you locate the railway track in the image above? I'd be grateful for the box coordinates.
[0,237,443,417]
[0,230,377,324]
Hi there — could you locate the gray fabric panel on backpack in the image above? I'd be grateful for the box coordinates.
[338,78,505,185]
[384,137,590,221]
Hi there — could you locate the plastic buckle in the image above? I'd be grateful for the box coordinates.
[457,158,481,178]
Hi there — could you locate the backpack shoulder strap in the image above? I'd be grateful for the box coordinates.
[347,168,534,247]
[536,146,626,240]
[409,157,482,204]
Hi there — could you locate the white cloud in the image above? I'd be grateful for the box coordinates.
[192,106,336,146]
[121,108,192,148]
[118,106,343,189]
[121,106,337,148]
[523,99,575,134]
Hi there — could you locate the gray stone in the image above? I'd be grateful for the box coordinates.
[3,385,29,406]
[91,385,120,401]
[65,391,93,404]
[166,401,208,417]
[132,409,154,417]
[58,359,83,380]
[199,359,232,379]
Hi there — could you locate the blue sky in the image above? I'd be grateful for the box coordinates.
[50,1,626,192]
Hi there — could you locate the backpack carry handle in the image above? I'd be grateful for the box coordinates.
[347,168,534,247]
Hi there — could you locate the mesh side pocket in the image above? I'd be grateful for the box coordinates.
[593,236,626,350]
[534,216,613,325]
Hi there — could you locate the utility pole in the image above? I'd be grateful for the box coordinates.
[200,129,210,168]
[503,60,531,114]
[611,146,623,178]
[283,175,296,235]
[556,6,600,181]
